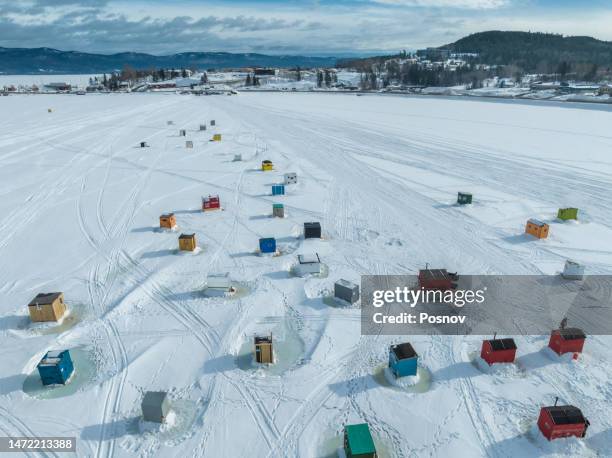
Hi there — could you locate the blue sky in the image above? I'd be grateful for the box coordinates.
[0,0,611,55]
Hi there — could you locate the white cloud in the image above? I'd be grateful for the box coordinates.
[371,0,509,9]
[0,0,611,55]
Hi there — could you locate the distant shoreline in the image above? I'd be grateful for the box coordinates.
[4,88,612,112]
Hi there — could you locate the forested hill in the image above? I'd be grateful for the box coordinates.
[0,47,337,74]
[338,31,612,74]
[443,31,612,72]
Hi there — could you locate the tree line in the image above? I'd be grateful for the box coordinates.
[91,65,207,90]
[356,61,492,90]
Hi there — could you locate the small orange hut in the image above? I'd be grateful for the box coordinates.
[525,219,549,239]
[159,213,176,229]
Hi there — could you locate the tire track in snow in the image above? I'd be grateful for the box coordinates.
[0,406,61,458]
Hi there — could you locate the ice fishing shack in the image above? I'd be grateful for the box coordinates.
[480,336,517,365]
[28,292,66,323]
[457,192,472,205]
[178,233,197,252]
[142,391,170,423]
[344,423,377,458]
[548,327,586,358]
[254,334,274,364]
[334,279,360,304]
[304,222,321,239]
[557,208,578,221]
[538,403,589,441]
[159,213,176,230]
[389,342,418,377]
[525,219,549,239]
[296,253,321,276]
[271,184,285,196]
[37,350,74,385]
[202,195,221,211]
[259,237,277,254]
[272,203,285,218]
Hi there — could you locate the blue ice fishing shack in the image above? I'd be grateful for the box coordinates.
[37,350,74,385]
[259,237,277,254]
[389,342,418,377]
[271,184,285,196]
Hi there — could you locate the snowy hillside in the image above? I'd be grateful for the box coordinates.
[0,92,611,458]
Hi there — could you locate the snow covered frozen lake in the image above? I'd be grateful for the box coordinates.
[0,92,611,457]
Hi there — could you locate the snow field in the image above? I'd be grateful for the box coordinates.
[0,92,611,457]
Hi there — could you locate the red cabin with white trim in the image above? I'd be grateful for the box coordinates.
[202,195,221,211]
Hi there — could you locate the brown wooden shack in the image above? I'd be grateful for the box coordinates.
[255,334,274,364]
[159,213,176,229]
[28,292,66,322]
[178,233,197,251]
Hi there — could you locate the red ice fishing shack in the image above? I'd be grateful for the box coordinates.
[537,403,590,441]
[418,268,458,290]
[548,327,586,358]
[202,195,221,211]
[480,336,517,365]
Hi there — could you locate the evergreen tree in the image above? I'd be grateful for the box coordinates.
[368,71,377,90]
[296,66,302,81]
[557,61,570,80]
[317,71,323,88]
[246,74,252,86]
[324,70,332,87]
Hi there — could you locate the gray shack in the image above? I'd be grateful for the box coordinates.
[334,279,360,304]
[142,391,170,423]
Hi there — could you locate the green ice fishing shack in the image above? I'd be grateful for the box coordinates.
[344,423,377,458]
[457,192,472,205]
[557,207,578,221]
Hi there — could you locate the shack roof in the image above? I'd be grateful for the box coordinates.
[179,233,196,240]
[255,335,272,344]
[336,279,358,290]
[558,328,586,340]
[161,213,174,218]
[29,292,62,306]
[391,342,417,360]
[544,405,586,425]
[207,272,231,288]
[487,338,517,351]
[345,423,376,454]
[419,269,454,281]
[298,253,320,264]
[142,391,168,407]
[39,350,67,366]
[528,218,546,227]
